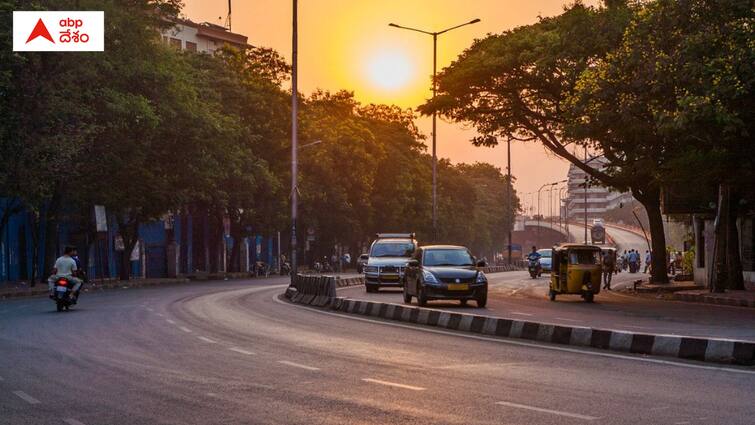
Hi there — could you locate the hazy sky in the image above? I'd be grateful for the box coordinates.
[182,0,599,206]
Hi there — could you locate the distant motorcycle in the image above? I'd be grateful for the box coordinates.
[51,276,77,312]
[528,258,542,279]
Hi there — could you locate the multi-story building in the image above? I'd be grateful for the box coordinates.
[161,19,249,53]
[565,156,634,221]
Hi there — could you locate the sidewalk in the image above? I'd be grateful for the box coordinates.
[674,289,755,308]
[0,277,191,300]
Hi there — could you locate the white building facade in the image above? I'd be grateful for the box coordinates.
[161,19,249,53]
[565,157,634,221]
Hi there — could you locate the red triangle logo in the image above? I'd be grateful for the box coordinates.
[26,18,54,44]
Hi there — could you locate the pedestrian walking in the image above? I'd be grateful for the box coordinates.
[602,250,615,290]
[643,250,651,273]
[668,251,676,274]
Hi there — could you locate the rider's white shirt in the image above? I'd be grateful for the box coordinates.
[54,256,77,276]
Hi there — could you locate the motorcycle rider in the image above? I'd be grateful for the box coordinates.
[48,246,83,301]
[527,246,542,274]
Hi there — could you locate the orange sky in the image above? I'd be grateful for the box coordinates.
[182,0,600,204]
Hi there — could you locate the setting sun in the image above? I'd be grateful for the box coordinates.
[365,50,414,91]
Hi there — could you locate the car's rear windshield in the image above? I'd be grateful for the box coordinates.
[370,241,415,257]
[569,250,601,265]
[423,249,474,267]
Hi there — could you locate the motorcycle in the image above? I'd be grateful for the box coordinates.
[51,276,77,312]
[528,258,542,278]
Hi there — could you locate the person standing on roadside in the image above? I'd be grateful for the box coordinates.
[644,250,652,273]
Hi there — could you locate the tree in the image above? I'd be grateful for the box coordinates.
[420,2,676,282]
[571,0,754,289]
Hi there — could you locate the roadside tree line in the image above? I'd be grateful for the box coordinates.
[421,0,754,288]
[0,0,519,281]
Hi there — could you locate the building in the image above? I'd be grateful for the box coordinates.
[161,19,249,53]
[565,157,634,221]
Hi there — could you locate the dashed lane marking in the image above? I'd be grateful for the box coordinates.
[228,347,255,355]
[12,390,40,405]
[198,336,217,344]
[277,360,320,371]
[0,375,4,381]
[166,319,176,325]
[510,312,534,316]
[63,419,86,425]
[362,378,425,391]
[146,307,154,312]
[179,327,192,333]
[495,401,599,421]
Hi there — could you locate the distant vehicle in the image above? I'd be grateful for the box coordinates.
[591,221,606,244]
[363,233,417,293]
[51,276,77,312]
[403,245,488,307]
[356,253,369,274]
[537,248,553,272]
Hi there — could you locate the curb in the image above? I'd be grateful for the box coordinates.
[1,277,193,300]
[674,292,755,308]
[286,295,755,366]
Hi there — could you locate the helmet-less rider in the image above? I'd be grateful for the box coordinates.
[48,246,83,301]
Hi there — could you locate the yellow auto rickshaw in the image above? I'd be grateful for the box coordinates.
[549,244,602,302]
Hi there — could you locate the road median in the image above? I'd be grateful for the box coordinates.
[285,274,755,366]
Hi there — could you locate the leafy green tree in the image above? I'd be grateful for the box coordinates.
[420,2,679,282]
[570,0,754,289]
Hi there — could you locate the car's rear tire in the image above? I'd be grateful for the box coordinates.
[460,299,468,307]
[366,284,378,293]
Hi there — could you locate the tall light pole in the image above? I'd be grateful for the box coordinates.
[389,18,480,241]
[506,138,512,265]
[290,0,299,276]
[584,146,589,244]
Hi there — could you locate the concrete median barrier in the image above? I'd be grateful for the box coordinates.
[285,286,755,366]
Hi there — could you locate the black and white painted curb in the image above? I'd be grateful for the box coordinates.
[285,293,755,366]
[674,292,755,308]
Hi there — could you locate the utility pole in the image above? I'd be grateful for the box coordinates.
[290,0,299,276]
[506,138,512,265]
[584,146,588,244]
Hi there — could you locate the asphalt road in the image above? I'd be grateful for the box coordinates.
[1,278,754,425]
[340,271,755,341]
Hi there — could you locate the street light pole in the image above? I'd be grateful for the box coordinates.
[537,183,549,247]
[506,138,512,265]
[389,18,480,242]
[290,0,299,276]
[584,146,588,245]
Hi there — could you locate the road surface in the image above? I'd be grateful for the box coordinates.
[1,278,753,424]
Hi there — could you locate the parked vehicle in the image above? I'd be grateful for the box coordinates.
[403,245,488,307]
[356,254,369,274]
[549,244,602,302]
[363,233,417,292]
[51,276,77,312]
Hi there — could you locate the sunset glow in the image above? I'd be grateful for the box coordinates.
[365,49,414,91]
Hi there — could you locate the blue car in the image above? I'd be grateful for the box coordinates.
[537,249,553,272]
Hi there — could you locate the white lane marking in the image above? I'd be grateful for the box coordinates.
[362,378,425,391]
[63,419,87,425]
[554,317,579,322]
[146,307,154,312]
[166,319,176,325]
[621,325,650,329]
[198,336,217,344]
[495,401,599,421]
[510,312,534,316]
[228,347,255,355]
[0,375,4,381]
[274,294,755,376]
[277,360,320,371]
[12,390,40,404]
[179,326,192,333]
[156,313,164,317]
